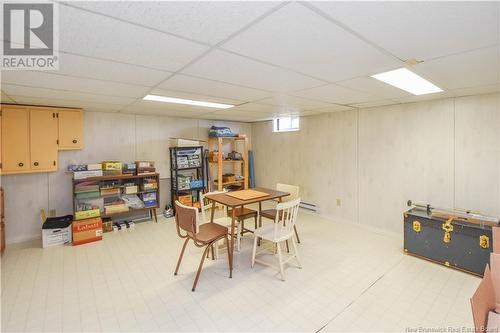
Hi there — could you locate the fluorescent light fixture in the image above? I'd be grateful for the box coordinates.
[143,94,234,109]
[371,68,443,95]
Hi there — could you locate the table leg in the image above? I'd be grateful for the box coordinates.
[230,208,236,278]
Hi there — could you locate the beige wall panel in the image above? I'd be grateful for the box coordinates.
[358,99,455,233]
[2,173,48,243]
[3,110,251,243]
[135,115,198,178]
[455,94,500,216]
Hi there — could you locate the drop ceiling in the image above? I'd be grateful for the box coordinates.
[1,1,499,122]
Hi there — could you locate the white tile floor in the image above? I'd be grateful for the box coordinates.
[2,210,480,332]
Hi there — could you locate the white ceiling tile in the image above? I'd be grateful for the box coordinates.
[222,3,400,82]
[337,77,412,99]
[306,104,355,113]
[312,1,500,61]
[293,84,380,104]
[158,74,271,102]
[147,88,244,106]
[2,71,150,98]
[207,109,274,121]
[7,96,124,112]
[393,91,456,104]
[122,99,224,116]
[1,84,136,105]
[451,84,500,98]
[230,103,282,114]
[182,49,324,92]
[1,91,14,103]
[57,53,171,86]
[59,4,209,71]
[68,1,281,45]
[349,100,400,109]
[413,46,500,90]
[256,95,332,111]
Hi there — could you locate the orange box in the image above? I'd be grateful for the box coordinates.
[72,218,103,246]
[178,195,192,206]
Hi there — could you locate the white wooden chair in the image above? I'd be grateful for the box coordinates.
[251,198,302,281]
[200,191,242,253]
[260,184,301,243]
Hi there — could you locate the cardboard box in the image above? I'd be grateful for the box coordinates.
[170,138,202,147]
[72,218,103,246]
[42,225,72,248]
[75,209,100,220]
[471,253,500,331]
[73,170,103,180]
[178,195,192,206]
[102,161,122,171]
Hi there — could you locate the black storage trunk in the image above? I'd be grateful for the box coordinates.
[404,208,495,277]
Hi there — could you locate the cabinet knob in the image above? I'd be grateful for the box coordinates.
[34,162,39,166]
[72,139,78,144]
[18,162,24,167]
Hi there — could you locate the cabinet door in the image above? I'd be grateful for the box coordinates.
[1,106,30,172]
[30,108,58,171]
[58,109,83,150]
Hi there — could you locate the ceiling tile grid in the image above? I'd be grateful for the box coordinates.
[311,1,500,61]
[220,2,401,82]
[66,1,282,46]
[0,1,498,122]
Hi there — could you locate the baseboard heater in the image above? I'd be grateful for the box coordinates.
[299,201,319,213]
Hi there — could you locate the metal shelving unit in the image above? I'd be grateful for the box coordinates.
[169,146,207,212]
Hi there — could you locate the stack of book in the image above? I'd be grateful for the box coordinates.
[102,161,122,176]
[142,192,157,208]
[122,162,136,175]
[136,161,155,175]
[143,178,158,191]
[104,197,129,214]
[71,163,103,179]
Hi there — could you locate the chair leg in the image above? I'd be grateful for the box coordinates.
[211,244,215,260]
[276,241,285,281]
[192,245,211,292]
[254,214,258,230]
[174,238,189,275]
[285,240,290,253]
[251,236,258,268]
[292,237,302,268]
[225,236,232,275]
[294,225,301,244]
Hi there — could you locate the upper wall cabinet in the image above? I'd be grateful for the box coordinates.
[58,109,83,150]
[0,104,84,175]
[1,105,30,173]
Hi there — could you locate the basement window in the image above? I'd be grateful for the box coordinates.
[273,116,300,132]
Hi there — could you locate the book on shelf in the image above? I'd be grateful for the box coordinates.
[74,170,103,179]
[100,188,121,196]
[104,204,129,214]
[75,191,100,200]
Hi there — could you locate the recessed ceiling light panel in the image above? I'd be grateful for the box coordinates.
[143,94,234,109]
[371,68,443,95]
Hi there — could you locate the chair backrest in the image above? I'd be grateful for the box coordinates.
[199,190,226,223]
[276,183,300,202]
[175,201,199,234]
[273,198,301,238]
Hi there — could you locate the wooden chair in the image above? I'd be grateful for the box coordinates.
[173,201,231,291]
[251,198,302,281]
[260,184,301,243]
[200,191,242,252]
[227,206,258,237]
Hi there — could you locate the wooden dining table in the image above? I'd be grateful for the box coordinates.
[204,187,290,278]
